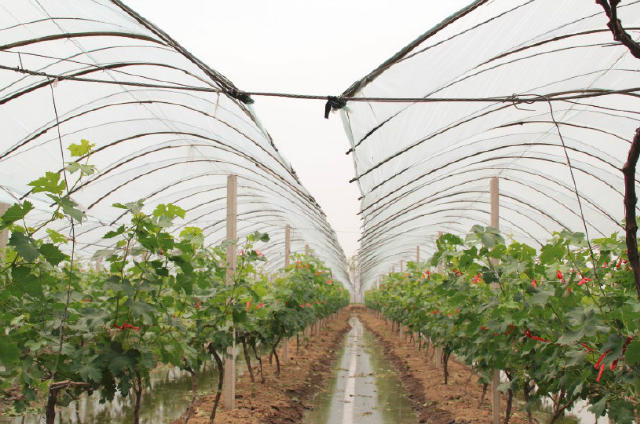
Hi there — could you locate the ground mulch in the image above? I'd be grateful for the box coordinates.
[178,307,353,424]
[356,307,529,424]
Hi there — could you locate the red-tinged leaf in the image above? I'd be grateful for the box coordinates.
[596,364,605,382]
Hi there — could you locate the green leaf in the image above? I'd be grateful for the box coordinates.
[565,349,587,366]
[68,139,94,157]
[1,201,34,228]
[153,203,185,220]
[112,200,144,214]
[540,243,564,264]
[79,163,96,175]
[625,340,640,365]
[78,360,102,383]
[67,162,96,176]
[65,162,81,174]
[557,327,585,346]
[28,171,65,195]
[609,399,635,422]
[92,249,115,259]
[46,228,68,244]
[589,396,608,416]
[104,225,125,239]
[0,338,20,367]
[39,243,68,265]
[11,265,43,297]
[107,354,134,375]
[530,288,554,306]
[59,196,84,222]
[9,232,39,261]
[128,301,154,324]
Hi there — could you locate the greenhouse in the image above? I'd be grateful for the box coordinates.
[1,0,640,423]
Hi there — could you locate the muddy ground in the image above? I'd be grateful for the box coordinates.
[356,307,529,424]
[178,307,352,424]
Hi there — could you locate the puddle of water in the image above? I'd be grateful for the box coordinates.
[304,316,417,424]
[1,365,219,424]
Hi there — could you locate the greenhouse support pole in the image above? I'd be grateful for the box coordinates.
[400,259,404,272]
[434,231,443,369]
[282,225,291,364]
[0,203,9,253]
[284,225,291,267]
[491,177,499,229]
[490,177,501,424]
[223,175,237,410]
[305,244,309,255]
[416,245,420,264]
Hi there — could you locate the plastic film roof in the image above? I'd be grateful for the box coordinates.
[339,0,640,288]
[0,0,349,284]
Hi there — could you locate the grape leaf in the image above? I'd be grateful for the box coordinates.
[625,340,640,365]
[1,201,34,228]
[9,232,39,261]
[39,243,68,265]
[0,338,20,367]
[68,139,94,157]
[28,171,65,195]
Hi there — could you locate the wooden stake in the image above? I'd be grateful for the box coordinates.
[400,260,404,272]
[282,225,291,364]
[416,245,420,264]
[491,177,499,229]
[223,175,237,410]
[490,177,501,424]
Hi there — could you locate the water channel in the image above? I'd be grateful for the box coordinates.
[1,365,219,424]
[304,316,418,424]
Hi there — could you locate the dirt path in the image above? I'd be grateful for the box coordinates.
[304,314,418,424]
[179,307,352,424]
[356,307,529,424]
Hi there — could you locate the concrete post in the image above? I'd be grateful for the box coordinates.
[223,175,237,410]
[490,176,501,424]
[282,225,291,364]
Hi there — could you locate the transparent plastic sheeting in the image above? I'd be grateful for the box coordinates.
[340,0,640,289]
[0,0,349,285]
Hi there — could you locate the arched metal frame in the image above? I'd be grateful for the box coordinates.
[0,0,349,285]
[340,0,640,288]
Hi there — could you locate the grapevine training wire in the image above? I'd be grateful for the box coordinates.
[3,65,640,105]
[545,97,602,287]
[49,81,77,382]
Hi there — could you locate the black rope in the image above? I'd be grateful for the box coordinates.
[324,96,346,119]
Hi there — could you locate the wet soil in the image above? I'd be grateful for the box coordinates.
[356,307,530,424]
[180,307,353,424]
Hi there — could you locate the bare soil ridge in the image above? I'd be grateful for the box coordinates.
[356,307,529,424]
[179,307,353,424]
